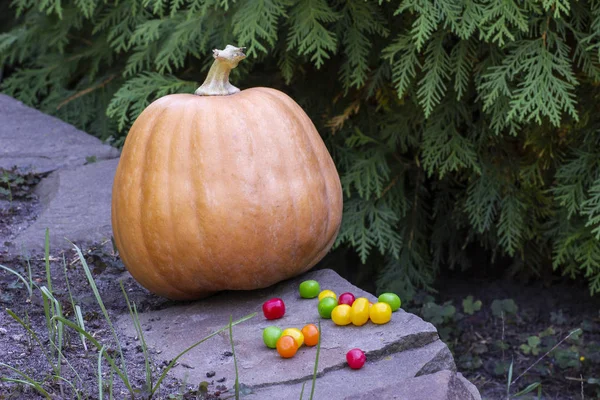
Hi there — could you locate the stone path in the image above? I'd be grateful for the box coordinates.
[0,95,119,254]
[0,94,481,399]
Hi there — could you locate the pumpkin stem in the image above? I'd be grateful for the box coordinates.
[195,45,246,96]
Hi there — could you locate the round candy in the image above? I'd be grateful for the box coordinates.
[338,292,356,306]
[331,304,352,326]
[281,328,304,348]
[262,298,285,320]
[378,292,401,312]
[346,348,366,369]
[350,297,370,326]
[299,280,321,298]
[276,335,298,358]
[301,324,320,346]
[370,302,392,324]
[318,297,338,319]
[318,290,337,301]
[262,326,283,349]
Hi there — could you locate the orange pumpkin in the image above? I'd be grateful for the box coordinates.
[111,45,343,300]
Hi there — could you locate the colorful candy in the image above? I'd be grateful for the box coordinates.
[331,304,352,326]
[262,326,283,348]
[262,298,285,320]
[276,335,298,358]
[378,293,401,312]
[338,292,356,306]
[299,280,321,298]
[318,289,337,301]
[318,297,338,319]
[369,302,392,324]
[346,348,366,369]
[281,328,304,348]
[301,324,320,347]
[350,297,370,326]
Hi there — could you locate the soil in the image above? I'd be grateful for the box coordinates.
[1,175,599,400]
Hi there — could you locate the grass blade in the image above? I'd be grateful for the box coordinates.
[229,315,240,400]
[0,264,32,298]
[514,381,541,397]
[63,254,88,351]
[44,228,52,293]
[98,345,106,400]
[507,359,514,396]
[120,281,152,393]
[0,362,52,399]
[309,321,321,400]
[151,312,256,395]
[299,382,306,400]
[70,242,129,382]
[51,316,134,393]
[5,309,53,368]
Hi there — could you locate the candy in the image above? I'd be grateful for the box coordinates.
[346,348,366,369]
[318,289,337,301]
[301,324,320,347]
[318,297,338,319]
[369,302,392,324]
[350,297,370,326]
[262,326,283,348]
[331,304,352,326]
[377,293,401,312]
[276,335,298,358]
[338,292,356,306]
[262,298,285,320]
[281,328,304,348]
[299,280,321,299]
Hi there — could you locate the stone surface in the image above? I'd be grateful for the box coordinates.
[6,158,118,254]
[117,269,480,399]
[0,94,119,174]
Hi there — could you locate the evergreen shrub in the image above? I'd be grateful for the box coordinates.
[2,0,600,299]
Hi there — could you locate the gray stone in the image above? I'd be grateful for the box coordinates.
[345,370,480,400]
[117,269,480,399]
[7,158,118,254]
[0,94,119,174]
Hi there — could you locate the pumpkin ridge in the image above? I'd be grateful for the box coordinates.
[165,99,193,295]
[257,88,329,256]
[138,103,183,297]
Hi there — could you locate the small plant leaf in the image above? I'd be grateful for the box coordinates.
[462,295,482,315]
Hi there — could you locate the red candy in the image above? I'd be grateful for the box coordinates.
[262,298,285,320]
[338,292,356,306]
[346,348,366,369]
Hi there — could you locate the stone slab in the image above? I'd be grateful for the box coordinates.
[243,339,457,399]
[117,269,442,391]
[6,158,118,254]
[0,94,120,174]
[346,370,480,400]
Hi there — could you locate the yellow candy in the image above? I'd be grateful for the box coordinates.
[281,328,304,348]
[331,304,352,326]
[370,302,392,324]
[351,297,370,326]
[318,289,337,301]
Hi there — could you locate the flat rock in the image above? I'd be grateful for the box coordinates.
[6,158,118,254]
[117,269,480,399]
[0,94,119,174]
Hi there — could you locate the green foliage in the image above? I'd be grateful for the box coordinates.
[491,299,519,317]
[2,0,600,298]
[462,295,482,315]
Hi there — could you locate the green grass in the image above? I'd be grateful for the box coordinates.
[0,236,258,399]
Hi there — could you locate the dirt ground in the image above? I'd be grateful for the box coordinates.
[1,174,599,400]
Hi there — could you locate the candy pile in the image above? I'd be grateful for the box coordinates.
[260,279,401,370]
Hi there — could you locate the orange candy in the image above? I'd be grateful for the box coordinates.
[276,335,299,358]
[301,324,320,347]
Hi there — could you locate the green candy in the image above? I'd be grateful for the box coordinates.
[299,280,321,299]
[262,326,283,349]
[378,293,401,312]
[318,297,338,319]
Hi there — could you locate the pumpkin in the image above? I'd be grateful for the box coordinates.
[111,45,343,300]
